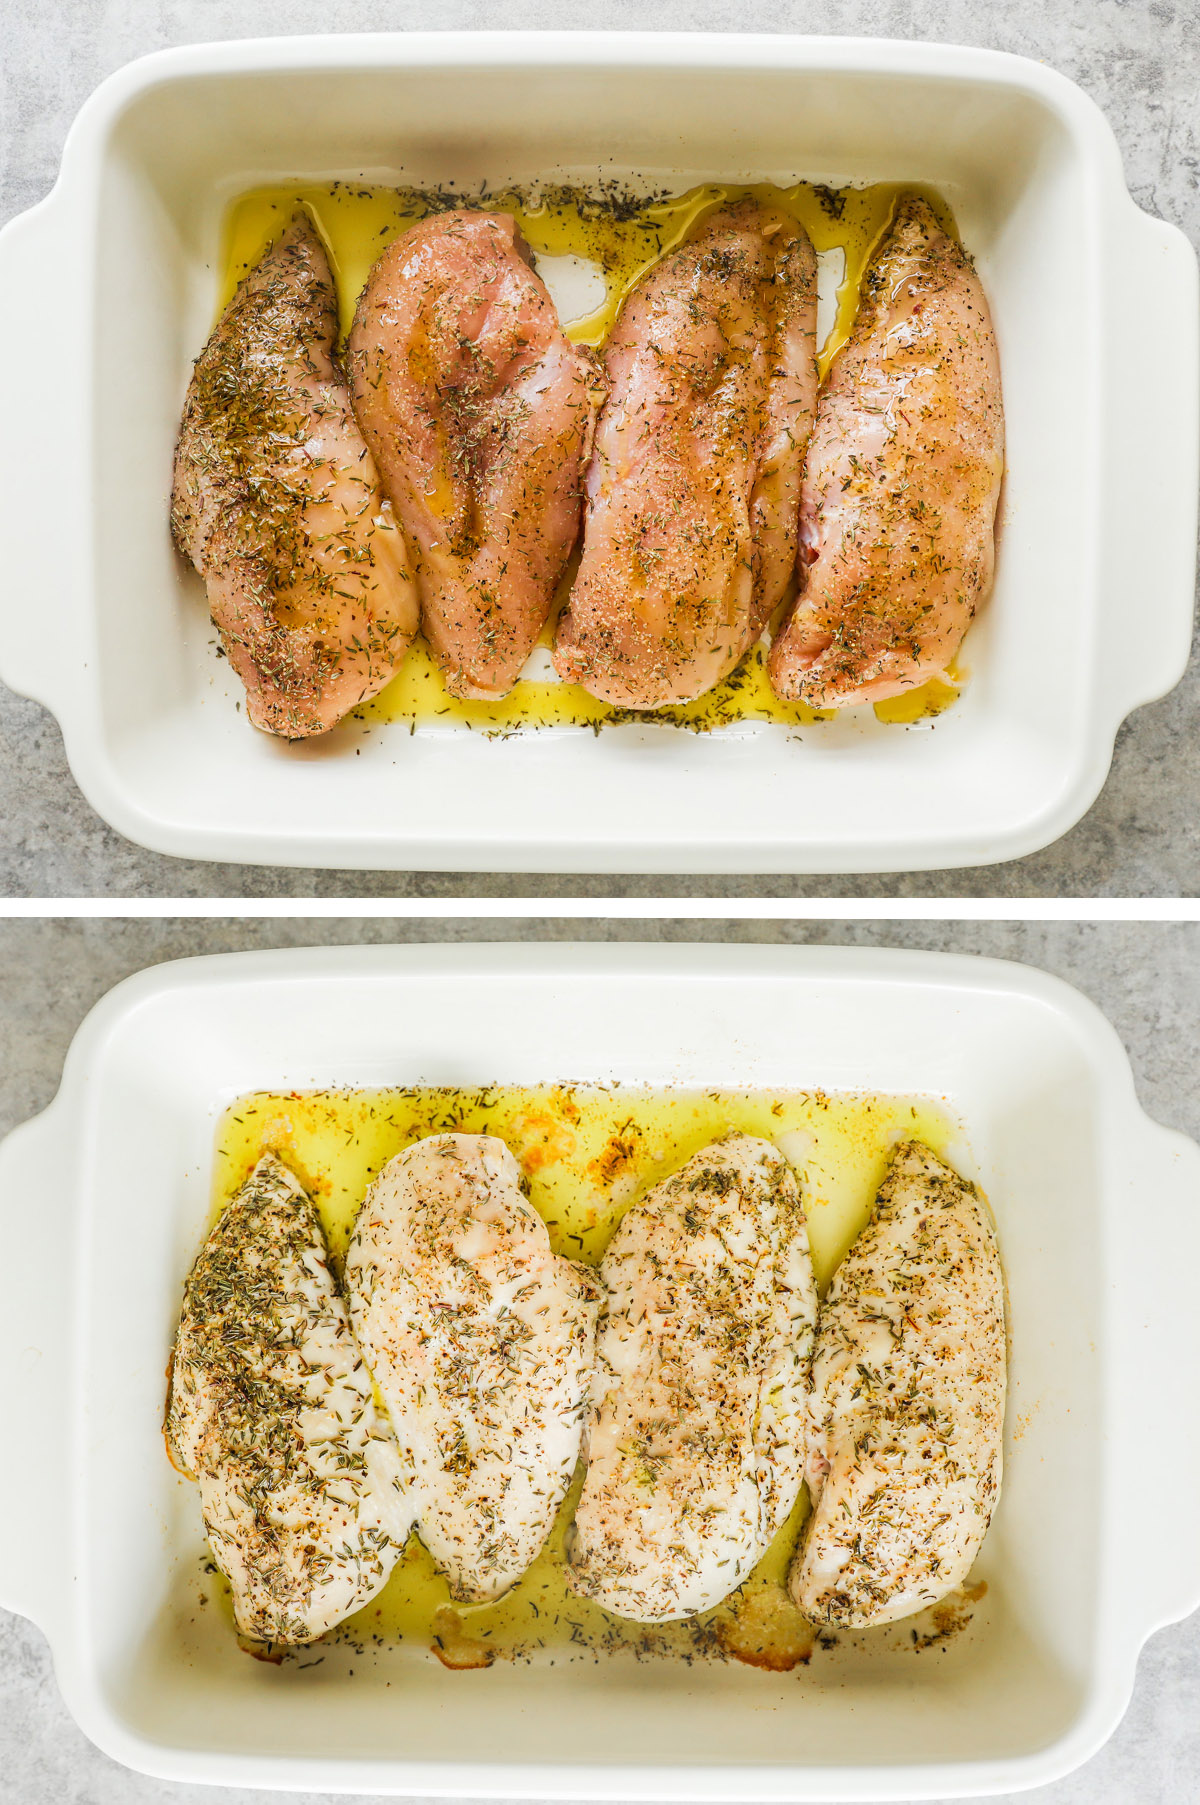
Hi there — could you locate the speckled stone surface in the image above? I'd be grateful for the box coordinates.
[0,917,1198,1803]
[0,0,1197,897]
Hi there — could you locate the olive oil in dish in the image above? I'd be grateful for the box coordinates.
[218,180,964,733]
[207,1082,961,1666]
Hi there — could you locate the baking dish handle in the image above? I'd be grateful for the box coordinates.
[0,1103,75,1636]
[1097,205,1199,728]
[0,191,83,716]
[1112,1119,1200,1644]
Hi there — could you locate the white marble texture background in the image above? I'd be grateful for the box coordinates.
[0,0,1198,897]
[0,917,1197,1802]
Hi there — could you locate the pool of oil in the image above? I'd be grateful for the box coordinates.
[217,178,965,737]
[207,1081,960,1667]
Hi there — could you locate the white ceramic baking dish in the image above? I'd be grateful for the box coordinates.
[0,941,1197,1798]
[0,33,1195,873]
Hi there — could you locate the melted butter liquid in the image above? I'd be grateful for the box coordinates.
[210,1082,957,1663]
[218,178,963,740]
[872,658,966,725]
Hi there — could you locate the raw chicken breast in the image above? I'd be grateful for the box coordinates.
[554,200,817,707]
[172,212,419,737]
[769,197,1004,707]
[789,1141,1006,1628]
[165,1156,411,1644]
[345,1134,602,1601]
[568,1136,817,1621]
[347,212,604,698]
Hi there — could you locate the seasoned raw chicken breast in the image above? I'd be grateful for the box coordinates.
[345,1134,602,1601]
[165,1156,411,1644]
[172,212,419,737]
[568,1136,818,1621]
[769,197,1004,707]
[554,201,818,707]
[789,1141,1006,1628]
[347,212,604,698]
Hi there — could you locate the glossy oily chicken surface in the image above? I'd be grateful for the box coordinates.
[769,197,1003,708]
[347,211,605,698]
[165,1157,412,1644]
[789,1141,1006,1628]
[554,201,818,708]
[171,212,419,737]
[569,1135,818,1621]
[345,1134,602,1602]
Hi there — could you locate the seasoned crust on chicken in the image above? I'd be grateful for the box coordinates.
[769,197,1004,708]
[165,1156,411,1644]
[789,1141,1006,1628]
[347,211,605,699]
[345,1134,602,1602]
[568,1135,817,1621]
[554,201,818,708]
[172,211,419,738]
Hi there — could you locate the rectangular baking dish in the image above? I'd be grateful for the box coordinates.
[0,33,1195,874]
[1,941,1198,1798]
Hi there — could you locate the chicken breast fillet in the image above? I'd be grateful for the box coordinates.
[769,197,1004,708]
[789,1141,1006,1628]
[345,1134,603,1602]
[165,1156,412,1644]
[347,212,605,698]
[554,201,818,707]
[568,1136,818,1621]
[172,212,420,737]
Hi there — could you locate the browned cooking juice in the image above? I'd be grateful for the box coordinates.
[218,179,965,736]
[208,1082,960,1664]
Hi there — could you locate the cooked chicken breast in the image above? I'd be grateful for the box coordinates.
[165,1156,411,1644]
[789,1141,1005,1628]
[345,1134,602,1601]
[769,197,1004,708]
[172,212,419,737]
[568,1136,817,1621]
[554,201,817,708]
[347,212,604,699]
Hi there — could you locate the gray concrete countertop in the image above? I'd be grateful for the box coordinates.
[1,917,1197,1802]
[1,0,1197,898]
